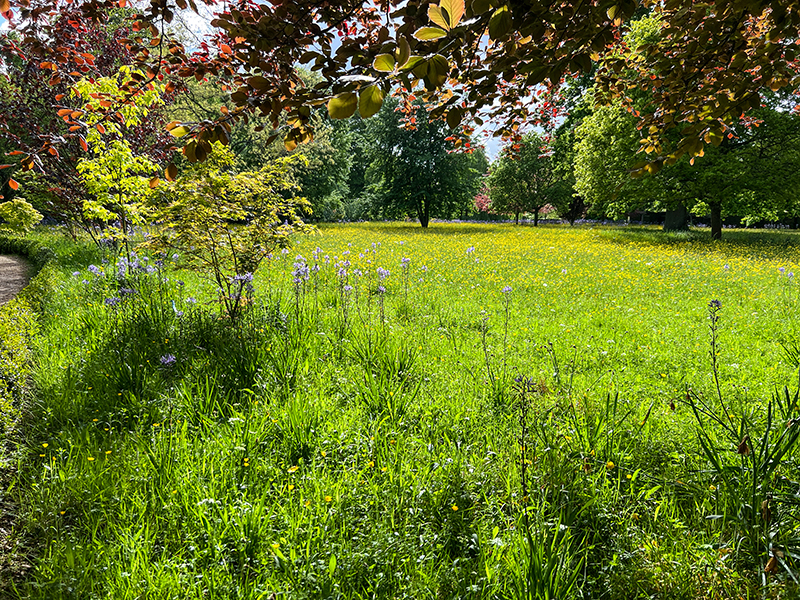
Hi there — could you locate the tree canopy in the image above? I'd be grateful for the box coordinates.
[1,0,799,188]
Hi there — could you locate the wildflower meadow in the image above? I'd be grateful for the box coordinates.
[3,223,800,599]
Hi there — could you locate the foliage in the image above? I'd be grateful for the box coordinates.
[71,65,164,250]
[0,8,173,232]
[366,98,487,227]
[575,97,800,238]
[0,296,37,443]
[147,142,313,320]
[0,197,43,233]
[487,133,571,225]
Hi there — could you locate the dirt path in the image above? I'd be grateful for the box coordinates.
[0,255,32,305]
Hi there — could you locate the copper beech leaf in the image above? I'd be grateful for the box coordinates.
[327,92,358,119]
[358,84,384,118]
[165,163,178,181]
[413,27,448,41]
[489,6,512,40]
[0,0,9,13]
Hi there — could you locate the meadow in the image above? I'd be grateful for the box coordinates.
[4,222,800,599]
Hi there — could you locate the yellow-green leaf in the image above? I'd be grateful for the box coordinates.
[327,92,358,119]
[169,125,190,138]
[373,53,396,72]
[413,27,448,41]
[428,5,450,30]
[359,84,385,118]
[395,36,411,68]
[440,0,465,28]
[400,56,427,72]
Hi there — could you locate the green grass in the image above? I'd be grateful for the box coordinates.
[6,223,800,599]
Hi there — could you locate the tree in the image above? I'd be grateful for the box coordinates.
[72,66,164,254]
[575,97,800,239]
[3,0,799,184]
[487,133,570,225]
[147,143,312,319]
[0,8,174,232]
[365,97,485,228]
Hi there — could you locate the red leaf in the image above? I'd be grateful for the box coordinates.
[8,178,19,191]
[96,124,106,134]
[79,137,88,152]
[0,0,10,14]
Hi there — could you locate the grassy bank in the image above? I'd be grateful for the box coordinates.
[8,223,800,599]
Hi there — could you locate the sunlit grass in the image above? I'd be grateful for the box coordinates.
[9,223,800,599]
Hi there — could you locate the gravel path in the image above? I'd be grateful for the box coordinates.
[0,255,31,305]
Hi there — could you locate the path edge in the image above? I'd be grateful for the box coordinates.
[0,235,58,597]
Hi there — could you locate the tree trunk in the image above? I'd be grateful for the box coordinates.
[533,207,540,227]
[710,202,722,240]
[420,197,429,228]
[663,204,689,232]
[514,211,519,225]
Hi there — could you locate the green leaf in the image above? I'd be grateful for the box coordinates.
[471,0,492,14]
[359,84,385,118]
[413,27,448,41]
[373,53,396,72]
[427,54,450,88]
[446,107,463,129]
[327,92,358,119]
[489,6,512,40]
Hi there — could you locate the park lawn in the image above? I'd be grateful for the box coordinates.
[8,223,800,599]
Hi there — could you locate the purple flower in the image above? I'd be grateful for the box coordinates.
[72,271,80,277]
[343,285,353,293]
[401,257,410,266]
[88,264,103,276]
[233,272,254,282]
[81,279,90,285]
[119,288,137,296]
[281,248,290,255]
[104,297,121,307]
[466,246,475,254]
[502,286,512,294]
[160,354,176,367]
[186,297,197,304]
[421,265,428,272]
[377,267,390,280]
[709,299,722,309]
[377,285,386,294]
[723,264,730,270]
[337,267,348,278]
[789,272,795,278]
